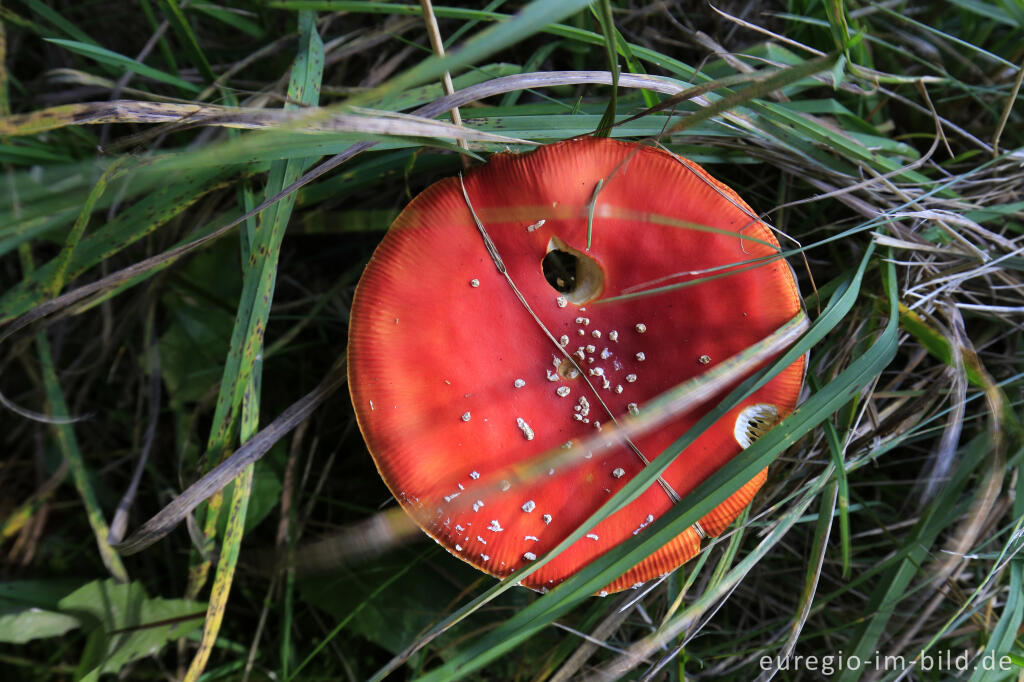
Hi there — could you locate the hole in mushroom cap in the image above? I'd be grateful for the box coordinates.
[542,236,603,304]
[734,404,781,449]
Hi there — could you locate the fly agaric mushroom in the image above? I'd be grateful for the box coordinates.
[348,137,804,593]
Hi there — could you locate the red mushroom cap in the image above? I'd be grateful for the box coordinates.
[348,137,804,593]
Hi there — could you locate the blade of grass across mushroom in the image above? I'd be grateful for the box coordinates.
[369,247,877,681]
[398,251,896,682]
[184,9,324,608]
[213,315,807,578]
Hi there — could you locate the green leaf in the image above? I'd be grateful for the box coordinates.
[0,579,86,643]
[57,579,202,680]
[0,608,80,644]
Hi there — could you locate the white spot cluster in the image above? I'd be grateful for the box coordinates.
[473,500,484,512]
[546,311,652,429]
[514,378,526,388]
[573,395,591,423]
[523,552,537,561]
[470,471,480,479]
[612,467,625,479]
[526,218,546,232]
[542,513,552,525]
[488,520,503,532]
[556,296,568,308]
[461,411,471,422]
[522,500,536,513]
[586,533,599,541]
[470,278,480,287]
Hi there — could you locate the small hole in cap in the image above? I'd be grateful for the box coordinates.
[541,236,603,304]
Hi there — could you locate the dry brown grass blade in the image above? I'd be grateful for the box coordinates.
[418,0,466,153]
[0,98,526,143]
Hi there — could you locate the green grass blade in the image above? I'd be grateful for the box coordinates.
[37,332,128,584]
[811,375,852,578]
[187,8,325,606]
[592,0,620,137]
[184,460,253,681]
[668,52,839,135]
[44,38,202,93]
[158,0,217,84]
[43,157,128,299]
